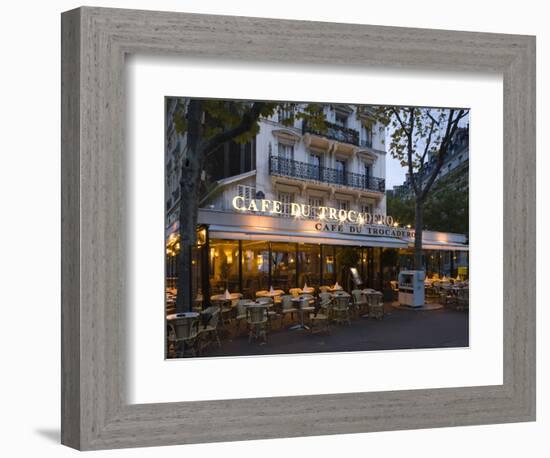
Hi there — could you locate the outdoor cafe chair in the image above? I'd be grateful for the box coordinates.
[319,285,331,293]
[247,304,269,343]
[255,290,269,298]
[352,289,368,316]
[197,309,222,354]
[289,287,302,297]
[280,294,298,326]
[235,300,250,332]
[298,294,316,325]
[318,292,333,318]
[332,294,351,326]
[309,307,331,335]
[167,315,200,357]
[456,288,469,312]
[367,292,384,320]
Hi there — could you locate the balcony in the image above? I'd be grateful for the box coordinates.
[269,155,385,193]
[302,120,360,146]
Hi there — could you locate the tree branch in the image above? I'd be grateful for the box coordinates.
[199,102,266,156]
[419,109,464,201]
[392,107,410,136]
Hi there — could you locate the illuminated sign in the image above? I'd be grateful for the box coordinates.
[231,195,395,226]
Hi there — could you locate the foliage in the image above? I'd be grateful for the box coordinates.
[172,99,328,148]
[387,165,469,235]
[336,247,360,269]
[373,106,468,200]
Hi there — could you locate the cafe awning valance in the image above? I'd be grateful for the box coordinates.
[208,225,409,248]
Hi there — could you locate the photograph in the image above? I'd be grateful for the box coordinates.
[164,98,470,358]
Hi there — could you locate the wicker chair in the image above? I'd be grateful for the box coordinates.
[258,297,281,330]
[332,294,351,325]
[298,294,316,325]
[197,310,221,354]
[318,292,333,320]
[456,288,469,312]
[167,315,200,357]
[309,307,331,335]
[352,289,368,316]
[280,294,298,326]
[319,286,331,293]
[235,300,249,332]
[367,293,384,320]
[247,305,268,343]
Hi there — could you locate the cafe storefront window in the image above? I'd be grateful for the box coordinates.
[335,246,362,289]
[241,240,270,296]
[321,245,336,286]
[270,242,298,291]
[297,243,321,287]
[209,239,240,295]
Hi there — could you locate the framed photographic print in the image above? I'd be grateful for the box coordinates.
[61,6,536,450]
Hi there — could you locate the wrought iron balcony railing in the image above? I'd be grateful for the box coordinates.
[269,155,385,193]
[302,120,360,146]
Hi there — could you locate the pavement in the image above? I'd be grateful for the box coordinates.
[198,303,469,358]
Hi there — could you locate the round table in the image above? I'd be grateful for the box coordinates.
[289,297,315,330]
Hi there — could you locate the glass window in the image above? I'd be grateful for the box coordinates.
[321,245,336,286]
[308,196,323,220]
[278,192,294,216]
[308,153,322,180]
[335,246,362,290]
[237,184,256,207]
[381,248,399,296]
[336,199,349,211]
[241,241,269,298]
[270,242,297,292]
[297,243,321,287]
[278,143,294,160]
[335,159,346,184]
[209,239,240,295]
[371,247,382,290]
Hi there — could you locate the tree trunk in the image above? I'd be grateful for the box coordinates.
[414,198,424,271]
[175,100,203,313]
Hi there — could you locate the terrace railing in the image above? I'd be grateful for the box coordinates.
[302,120,360,146]
[269,155,385,193]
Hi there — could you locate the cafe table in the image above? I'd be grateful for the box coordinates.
[289,296,315,330]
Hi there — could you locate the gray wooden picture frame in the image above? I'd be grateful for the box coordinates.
[61,6,536,451]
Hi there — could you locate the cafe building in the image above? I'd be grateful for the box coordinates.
[165,101,469,302]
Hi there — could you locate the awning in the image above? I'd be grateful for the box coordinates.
[208,225,409,248]
[415,241,469,251]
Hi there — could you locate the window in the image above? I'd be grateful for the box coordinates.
[361,124,372,147]
[335,159,346,184]
[308,196,323,219]
[337,199,349,211]
[360,203,373,215]
[237,184,256,208]
[278,143,294,160]
[278,192,294,216]
[363,163,372,188]
[308,153,322,180]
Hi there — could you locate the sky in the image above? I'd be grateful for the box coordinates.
[383,111,470,190]
[386,154,407,190]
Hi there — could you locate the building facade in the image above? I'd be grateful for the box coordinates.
[165,100,469,303]
[392,126,469,198]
